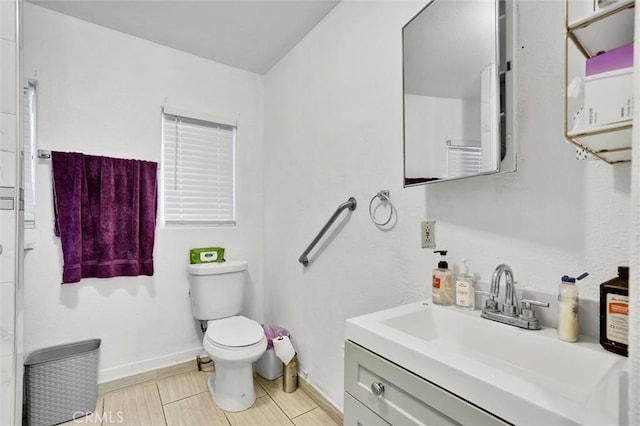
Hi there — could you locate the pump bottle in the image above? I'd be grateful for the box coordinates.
[455,259,475,310]
[557,272,588,342]
[432,250,454,305]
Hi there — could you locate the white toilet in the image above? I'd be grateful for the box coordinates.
[187,260,267,412]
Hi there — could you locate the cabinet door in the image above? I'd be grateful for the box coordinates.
[345,341,510,426]
[344,392,390,426]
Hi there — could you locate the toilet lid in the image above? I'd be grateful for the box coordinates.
[206,316,264,347]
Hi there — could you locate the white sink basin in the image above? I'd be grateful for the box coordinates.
[345,301,628,425]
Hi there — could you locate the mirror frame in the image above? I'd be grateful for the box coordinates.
[402,0,515,187]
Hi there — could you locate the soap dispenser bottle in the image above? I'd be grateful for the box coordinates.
[432,250,454,306]
[455,259,475,310]
[557,272,588,342]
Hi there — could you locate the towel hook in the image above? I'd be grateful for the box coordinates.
[369,190,394,226]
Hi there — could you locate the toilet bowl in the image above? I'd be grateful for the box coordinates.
[203,315,267,412]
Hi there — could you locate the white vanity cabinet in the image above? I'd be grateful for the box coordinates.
[344,340,510,426]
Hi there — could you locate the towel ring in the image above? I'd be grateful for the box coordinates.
[369,190,394,226]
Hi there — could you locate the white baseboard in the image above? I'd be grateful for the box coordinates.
[98,346,205,383]
[298,376,344,424]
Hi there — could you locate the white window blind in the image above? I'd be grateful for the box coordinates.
[23,82,36,228]
[446,145,481,178]
[162,111,236,225]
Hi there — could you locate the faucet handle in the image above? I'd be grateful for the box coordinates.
[519,298,549,324]
[476,289,499,312]
[521,298,550,309]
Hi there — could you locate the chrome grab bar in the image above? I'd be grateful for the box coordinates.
[298,197,357,266]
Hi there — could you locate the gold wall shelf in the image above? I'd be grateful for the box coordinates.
[564,0,635,164]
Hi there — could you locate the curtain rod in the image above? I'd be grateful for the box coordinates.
[37,150,159,169]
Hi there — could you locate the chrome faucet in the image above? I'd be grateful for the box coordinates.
[480,264,549,330]
[494,264,519,316]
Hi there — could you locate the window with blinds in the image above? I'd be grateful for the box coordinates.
[23,81,36,228]
[161,110,236,225]
[446,145,481,178]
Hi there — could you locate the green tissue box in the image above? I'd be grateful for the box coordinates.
[190,247,225,264]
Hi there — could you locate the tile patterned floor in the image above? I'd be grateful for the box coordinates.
[64,370,339,426]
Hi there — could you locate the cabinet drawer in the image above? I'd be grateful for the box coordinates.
[345,340,509,425]
[344,392,390,426]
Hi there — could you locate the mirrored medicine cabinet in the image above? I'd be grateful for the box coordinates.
[402,0,516,186]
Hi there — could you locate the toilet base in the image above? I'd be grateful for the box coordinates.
[207,363,256,412]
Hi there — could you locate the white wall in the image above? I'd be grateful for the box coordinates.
[23,3,264,382]
[404,94,481,178]
[263,0,631,410]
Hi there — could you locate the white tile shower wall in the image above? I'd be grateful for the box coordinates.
[263,0,631,410]
[23,3,265,382]
[0,0,17,421]
[0,353,15,425]
[0,201,16,286]
[0,151,16,187]
[0,39,16,115]
[0,113,17,152]
[0,282,14,358]
[0,114,17,286]
[0,0,16,42]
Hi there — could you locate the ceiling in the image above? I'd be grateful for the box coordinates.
[28,0,341,75]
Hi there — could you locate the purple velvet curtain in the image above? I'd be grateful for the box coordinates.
[51,151,158,284]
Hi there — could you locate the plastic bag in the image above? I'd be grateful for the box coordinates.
[262,324,290,349]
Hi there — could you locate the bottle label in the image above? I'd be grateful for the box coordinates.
[606,293,629,345]
[558,299,579,341]
[443,275,455,302]
[433,276,441,289]
[456,279,471,307]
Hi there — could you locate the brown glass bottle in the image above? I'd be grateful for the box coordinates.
[599,266,629,356]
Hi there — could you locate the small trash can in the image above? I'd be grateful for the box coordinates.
[24,339,101,426]
[255,325,290,380]
[255,347,283,380]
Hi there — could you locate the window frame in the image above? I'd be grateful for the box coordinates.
[160,106,237,227]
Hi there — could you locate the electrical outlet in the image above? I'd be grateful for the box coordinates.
[421,221,435,248]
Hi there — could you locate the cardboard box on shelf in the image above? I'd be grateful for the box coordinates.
[584,43,633,128]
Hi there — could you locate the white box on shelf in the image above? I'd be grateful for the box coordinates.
[584,67,633,128]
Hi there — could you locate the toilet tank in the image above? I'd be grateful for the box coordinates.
[187,260,248,321]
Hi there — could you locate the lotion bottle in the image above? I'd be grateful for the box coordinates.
[455,259,475,310]
[557,272,588,342]
[432,250,454,305]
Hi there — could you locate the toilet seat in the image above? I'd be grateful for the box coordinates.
[206,316,264,348]
[201,315,267,412]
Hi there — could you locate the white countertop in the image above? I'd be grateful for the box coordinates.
[345,300,628,425]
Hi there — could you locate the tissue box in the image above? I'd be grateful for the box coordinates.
[584,43,633,128]
[190,247,225,264]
